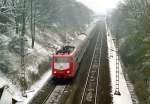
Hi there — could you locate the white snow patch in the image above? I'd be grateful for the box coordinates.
[26,36,48,55]
[52,23,58,28]
[0,35,10,41]
[0,87,12,104]
[0,71,22,103]
[78,34,86,40]
[26,65,37,73]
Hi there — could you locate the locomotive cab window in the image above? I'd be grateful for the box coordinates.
[55,57,68,63]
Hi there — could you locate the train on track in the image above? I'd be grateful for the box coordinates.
[51,36,89,79]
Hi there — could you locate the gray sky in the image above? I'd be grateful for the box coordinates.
[77,0,122,14]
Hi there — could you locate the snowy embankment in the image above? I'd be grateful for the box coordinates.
[18,70,52,104]
[0,27,63,104]
[107,30,133,104]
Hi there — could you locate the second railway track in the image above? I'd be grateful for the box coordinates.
[80,31,103,104]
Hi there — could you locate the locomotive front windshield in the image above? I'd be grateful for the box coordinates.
[54,57,70,70]
[55,57,68,63]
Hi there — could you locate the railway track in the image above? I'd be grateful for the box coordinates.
[97,29,112,104]
[30,79,70,104]
[42,85,66,104]
[80,31,103,104]
[29,79,56,104]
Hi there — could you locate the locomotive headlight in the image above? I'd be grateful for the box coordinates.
[66,70,70,74]
[54,71,57,74]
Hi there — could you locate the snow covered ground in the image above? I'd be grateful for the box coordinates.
[107,30,133,104]
[0,26,65,104]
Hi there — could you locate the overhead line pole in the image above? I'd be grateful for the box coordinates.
[33,0,36,48]
[20,0,27,97]
[31,0,33,48]
[114,33,121,96]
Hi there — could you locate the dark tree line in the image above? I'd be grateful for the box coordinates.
[0,0,93,35]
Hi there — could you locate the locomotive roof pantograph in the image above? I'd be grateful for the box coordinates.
[56,45,75,54]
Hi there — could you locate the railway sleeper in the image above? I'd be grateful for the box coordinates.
[86,92,93,102]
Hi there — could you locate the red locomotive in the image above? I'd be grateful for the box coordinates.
[51,38,88,79]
